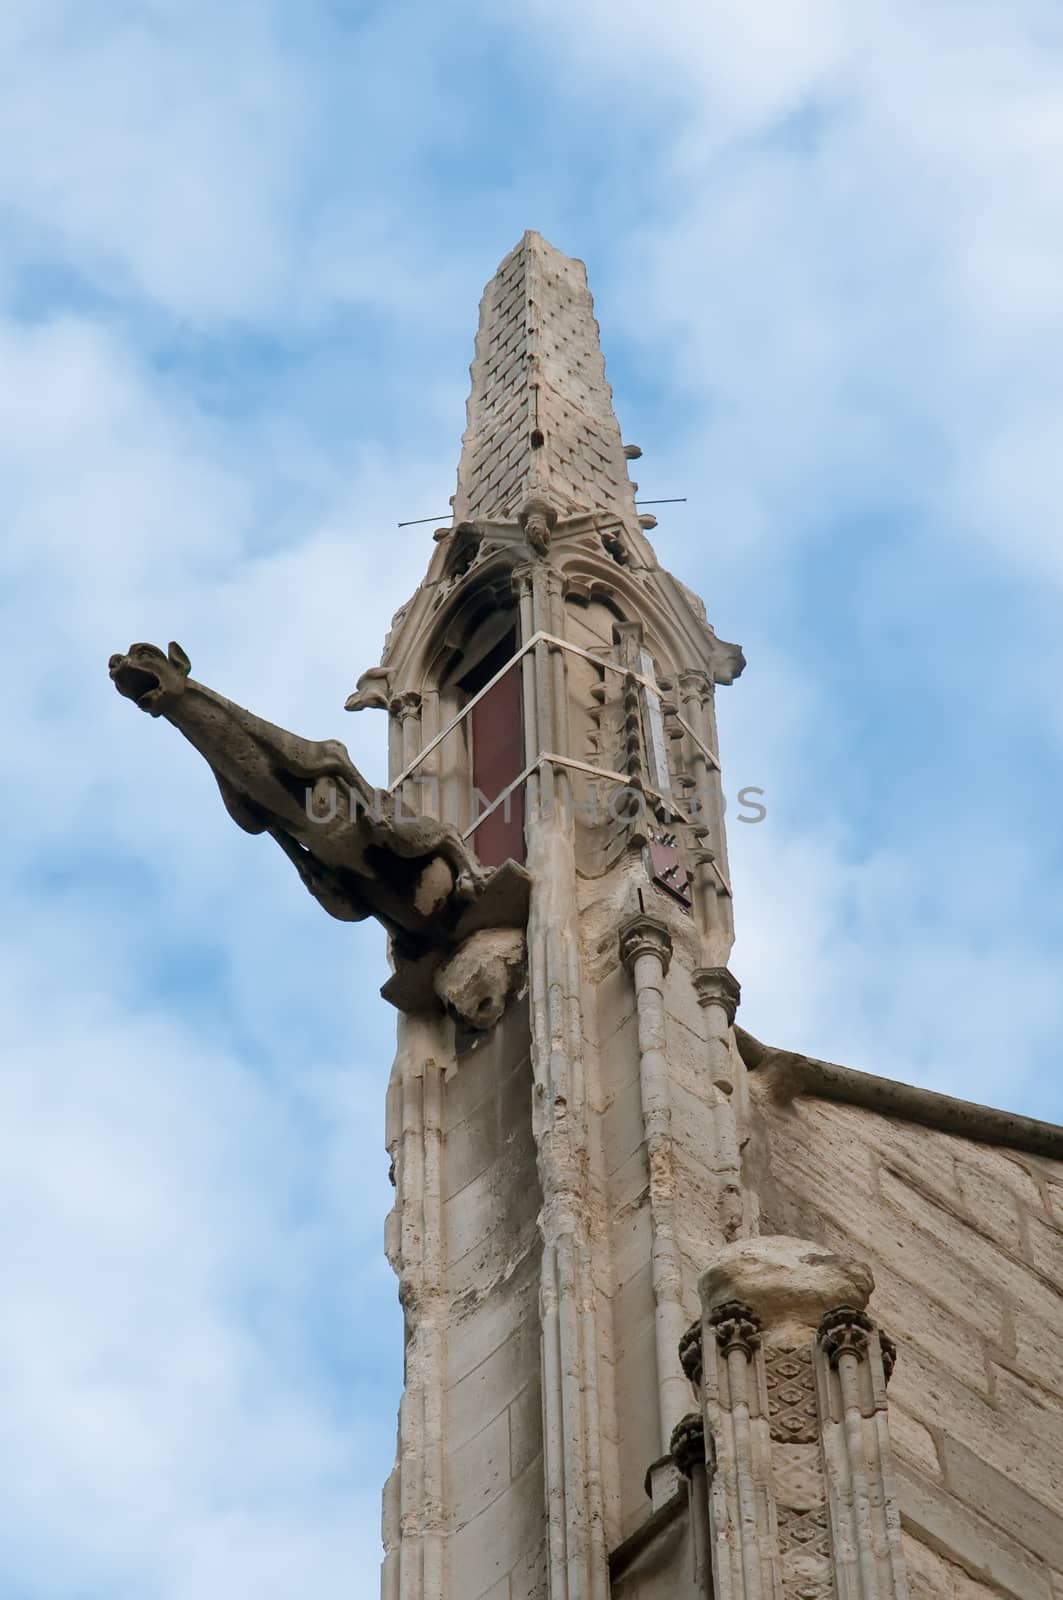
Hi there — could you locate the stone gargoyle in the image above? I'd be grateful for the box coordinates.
[109,641,529,1011]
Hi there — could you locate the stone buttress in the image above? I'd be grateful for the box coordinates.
[355,233,1063,1600]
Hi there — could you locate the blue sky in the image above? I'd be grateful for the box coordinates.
[3,2,1062,1594]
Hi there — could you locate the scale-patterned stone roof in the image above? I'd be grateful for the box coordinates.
[453,230,638,525]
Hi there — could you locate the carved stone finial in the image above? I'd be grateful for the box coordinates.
[679,1320,703,1388]
[619,913,673,978]
[670,1413,706,1479]
[692,966,741,1024]
[817,1306,875,1366]
[708,1299,762,1360]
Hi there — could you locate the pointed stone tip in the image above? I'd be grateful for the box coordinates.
[492,229,583,279]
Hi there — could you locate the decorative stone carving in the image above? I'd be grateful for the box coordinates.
[679,1320,703,1388]
[618,913,673,978]
[109,641,530,1002]
[708,1299,762,1360]
[879,1330,897,1385]
[765,1345,818,1444]
[432,928,526,1029]
[692,1237,909,1600]
[344,665,390,712]
[518,495,558,554]
[817,1306,873,1366]
[390,690,424,723]
[670,1412,707,1479]
[692,966,742,1026]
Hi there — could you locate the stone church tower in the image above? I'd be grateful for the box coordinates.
[108,231,1063,1600]
[362,234,1063,1600]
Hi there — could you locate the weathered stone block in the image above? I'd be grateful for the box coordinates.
[901,1465,1054,1600]
[448,1457,548,1600]
[448,1318,542,1454]
[941,1433,1063,1568]
[1029,1213,1063,1283]
[449,1410,511,1530]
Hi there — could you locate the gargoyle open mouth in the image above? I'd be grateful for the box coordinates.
[108,656,162,709]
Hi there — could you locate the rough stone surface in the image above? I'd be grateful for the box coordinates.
[699,1234,873,1327]
[748,1082,1063,1599]
[433,928,527,1029]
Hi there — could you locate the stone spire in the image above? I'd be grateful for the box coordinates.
[453,230,638,526]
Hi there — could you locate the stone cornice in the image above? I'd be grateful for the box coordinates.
[737,1025,1063,1160]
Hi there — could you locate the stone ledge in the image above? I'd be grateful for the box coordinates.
[607,1487,686,1584]
[737,1026,1063,1160]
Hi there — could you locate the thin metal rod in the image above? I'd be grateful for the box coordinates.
[460,749,733,898]
[634,498,687,506]
[461,756,541,840]
[397,514,450,528]
[389,631,549,791]
[462,752,692,840]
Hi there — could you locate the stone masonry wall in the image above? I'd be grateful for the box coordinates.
[442,1001,546,1600]
[747,1087,1063,1599]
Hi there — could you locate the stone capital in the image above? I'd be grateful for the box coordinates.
[708,1299,762,1360]
[510,562,536,599]
[619,913,673,978]
[700,1236,873,1334]
[692,966,741,1023]
[818,1305,876,1366]
[677,668,712,701]
[669,1412,706,1479]
[390,690,423,721]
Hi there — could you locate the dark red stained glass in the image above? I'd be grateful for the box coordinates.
[468,642,525,867]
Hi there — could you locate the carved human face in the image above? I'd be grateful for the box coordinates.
[108,641,190,714]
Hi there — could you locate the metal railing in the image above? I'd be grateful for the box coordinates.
[387,629,732,897]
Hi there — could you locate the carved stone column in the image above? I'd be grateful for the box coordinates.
[815,1309,907,1599]
[513,558,609,1600]
[383,1012,451,1600]
[619,912,688,1452]
[391,691,423,818]
[671,1410,713,1599]
[689,1237,909,1600]
[692,966,745,1244]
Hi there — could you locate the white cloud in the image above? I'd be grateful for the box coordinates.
[3,3,1063,1594]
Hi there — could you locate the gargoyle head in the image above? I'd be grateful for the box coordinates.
[108,641,191,715]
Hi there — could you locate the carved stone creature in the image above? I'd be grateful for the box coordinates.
[433,928,526,1030]
[108,642,528,994]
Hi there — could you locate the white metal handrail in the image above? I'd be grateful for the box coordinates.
[387,630,721,795]
[460,750,733,899]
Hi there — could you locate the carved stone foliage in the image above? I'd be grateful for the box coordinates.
[708,1298,762,1360]
[679,1319,703,1389]
[669,1412,706,1479]
[818,1306,873,1366]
